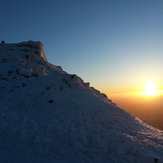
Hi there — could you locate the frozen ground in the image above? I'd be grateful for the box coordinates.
[0,41,162,163]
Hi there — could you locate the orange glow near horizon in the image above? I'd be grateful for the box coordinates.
[140,90,160,96]
[101,80,162,98]
[107,88,163,130]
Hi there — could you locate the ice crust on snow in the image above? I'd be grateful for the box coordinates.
[0,41,162,163]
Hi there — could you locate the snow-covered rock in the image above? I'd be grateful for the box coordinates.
[0,41,162,163]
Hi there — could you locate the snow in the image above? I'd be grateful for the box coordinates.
[0,41,163,163]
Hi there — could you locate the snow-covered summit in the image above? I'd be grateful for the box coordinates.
[0,41,45,58]
[0,41,162,163]
[0,41,64,76]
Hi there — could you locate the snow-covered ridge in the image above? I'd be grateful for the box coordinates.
[0,40,111,102]
[0,41,162,163]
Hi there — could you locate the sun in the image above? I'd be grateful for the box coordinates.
[144,80,156,91]
[141,80,160,96]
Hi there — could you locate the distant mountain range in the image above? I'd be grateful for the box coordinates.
[0,41,162,163]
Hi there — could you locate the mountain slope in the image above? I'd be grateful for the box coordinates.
[0,41,162,163]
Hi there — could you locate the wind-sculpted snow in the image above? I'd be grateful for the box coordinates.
[0,41,162,163]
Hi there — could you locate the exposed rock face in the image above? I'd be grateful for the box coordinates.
[0,41,162,163]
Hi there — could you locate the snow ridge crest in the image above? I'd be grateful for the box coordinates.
[0,40,46,60]
[0,40,111,101]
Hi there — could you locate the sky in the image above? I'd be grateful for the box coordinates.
[1,0,163,93]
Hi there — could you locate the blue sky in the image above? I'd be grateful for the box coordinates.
[1,0,163,93]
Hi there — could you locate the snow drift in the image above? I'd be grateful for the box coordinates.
[0,41,162,163]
